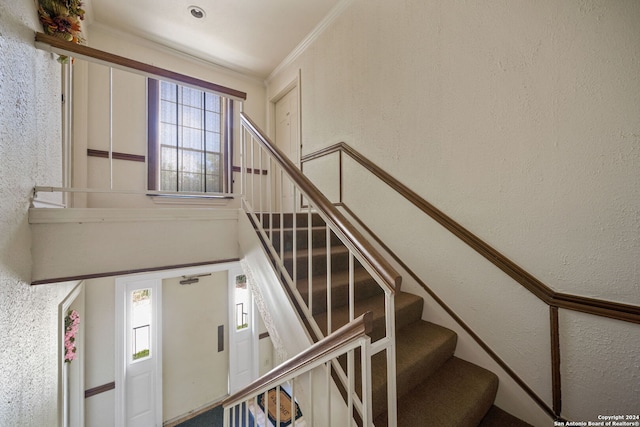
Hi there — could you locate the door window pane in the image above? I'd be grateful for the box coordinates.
[235,275,249,331]
[131,289,152,361]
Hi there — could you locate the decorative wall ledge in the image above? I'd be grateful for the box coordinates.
[28,207,239,224]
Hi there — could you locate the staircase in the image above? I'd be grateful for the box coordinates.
[259,212,533,427]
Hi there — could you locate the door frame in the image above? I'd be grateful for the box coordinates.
[268,69,302,169]
[114,261,241,425]
[59,281,85,427]
[115,276,162,427]
[227,266,259,393]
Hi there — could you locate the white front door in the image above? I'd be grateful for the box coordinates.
[228,269,258,393]
[275,86,299,212]
[116,278,162,427]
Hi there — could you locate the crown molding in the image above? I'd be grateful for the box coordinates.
[86,21,265,85]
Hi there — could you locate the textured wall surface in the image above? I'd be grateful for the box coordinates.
[0,0,76,425]
[267,0,640,423]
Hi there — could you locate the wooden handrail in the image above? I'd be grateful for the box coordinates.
[337,203,557,419]
[222,311,373,407]
[34,32,247,101]
[301,142,640,325]
[241,114,401,294]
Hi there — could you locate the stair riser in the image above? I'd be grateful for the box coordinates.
[259,212,326,229]
[315,295,423,343]
[283,250,353,280]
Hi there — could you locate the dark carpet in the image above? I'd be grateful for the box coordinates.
[175,405,223,427]
[176,404,256,427]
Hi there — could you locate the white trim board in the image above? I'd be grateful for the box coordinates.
[29,207,239,224]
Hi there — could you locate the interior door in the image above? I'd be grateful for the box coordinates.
[228,269,258,393]
[275,87,299,212]
[117,278,162,427]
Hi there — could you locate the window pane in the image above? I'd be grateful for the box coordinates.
[181,86,203,108]
[205,94,221,113]
[179,149,203,173]
[206,152,220,174]
[205,131,221,152]
[161,146,177,171]
[160,100,177,124]
[160,81,176,102]
[179,172,204,192]
[205,111,221,134]
[235,275,249,330]
[160,123,177,147]
[181,105,203,129]
[206,174,220,193]
[181,127,203,151]
[131,289,151,361]
[161,170,177,191]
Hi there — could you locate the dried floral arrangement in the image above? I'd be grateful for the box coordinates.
[37,0,85,63]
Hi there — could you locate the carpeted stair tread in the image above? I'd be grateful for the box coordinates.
[478,405,534,427]
[253,210,534,426]
[368,320,458,418]
[375,357,498,427]
[297,268,383,314]
[270,225,342,251]
[314,291,424,341]
[392,321,459,400]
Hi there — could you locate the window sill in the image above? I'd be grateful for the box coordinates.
[148,193,235,206]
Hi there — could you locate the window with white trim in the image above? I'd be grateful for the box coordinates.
[147,79,234,194]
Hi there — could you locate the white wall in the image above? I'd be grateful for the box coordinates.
[0,0,77,425]
[267,0,640,422]
[84,277,116,427]
[162,273,229,422]
[29,208,240,283]
[257,315,275,377]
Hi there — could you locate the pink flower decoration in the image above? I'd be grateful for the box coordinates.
[64,310,80,363]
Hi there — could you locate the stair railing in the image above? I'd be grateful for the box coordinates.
[222,312,373,427]
[240,113,401,426]
[300,141,640,420]
[32,32,245,205]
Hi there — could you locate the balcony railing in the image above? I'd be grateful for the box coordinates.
[239,113,401,426]
[223,312,374,427]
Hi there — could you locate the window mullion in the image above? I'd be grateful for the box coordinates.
[175,84,180,192]
[203,92,207,193]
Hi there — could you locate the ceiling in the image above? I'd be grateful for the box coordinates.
[85,0,343,79]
